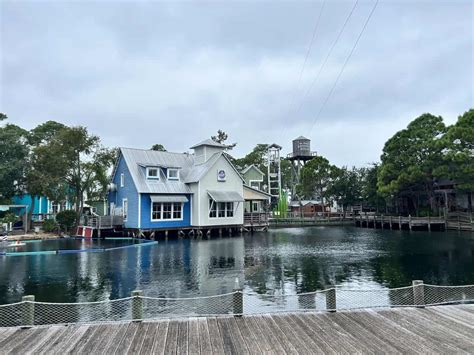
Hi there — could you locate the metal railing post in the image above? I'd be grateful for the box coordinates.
[21,295,35,328]
[412,280,425,308]
[132,290,143,321]
[233,278,243,317]
[326,286,336,312]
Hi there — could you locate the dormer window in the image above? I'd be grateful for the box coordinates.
[146,167,160,180]
[167,168,179,181]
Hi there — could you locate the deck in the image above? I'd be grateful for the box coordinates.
[0,305,472,354]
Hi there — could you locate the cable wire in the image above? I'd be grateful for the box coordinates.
[308,0,379,134]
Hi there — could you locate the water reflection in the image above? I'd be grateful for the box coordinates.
[0,227,473,304]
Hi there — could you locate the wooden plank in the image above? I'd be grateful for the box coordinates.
[0,328,17,344]
[79,324,112,353]
[55,325,90,353]
[187,318,200,355]
[266,314,313,354]
[139,321,160,354]
[326,311,401,353]
[377,308,464,353]
[176,319,188,355]
[128,322,150,354]
[150,319,169,355]
[197,318,212,354]
[260,314,298,354]
[99,323,131,354]
[233,317,264,354]
[410,308,474,339]
[291,313,339,354]
[287,314,340,353]
[206,317,225,354]
[25,325,65,354]
[114,322,140,354]
[6,327,49,354]
[0,328,34,350]
[33,326,74,354]
[251,315,287,354]
[223,317,250,354]
[431,306,474,327]
[215,317,238,354]
[91,323,125,354]
[345,310,436,353]
[164,319,179,354]
[68,324,102,353]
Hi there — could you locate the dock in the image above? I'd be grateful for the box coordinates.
[1,305,472,354]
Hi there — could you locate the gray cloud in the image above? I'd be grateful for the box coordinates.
[1,0,472,167]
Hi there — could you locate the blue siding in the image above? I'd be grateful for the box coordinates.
[108,154,139,229]
[140,194,192,229]
[12,195,49,214]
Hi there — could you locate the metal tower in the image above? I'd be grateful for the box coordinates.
[267,143,282,203]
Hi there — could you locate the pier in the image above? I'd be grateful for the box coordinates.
[0,305,473,354]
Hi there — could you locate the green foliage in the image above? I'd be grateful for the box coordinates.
[151,144,166,151]
[211,130,236,149]
[56,210,76,232]
[42,219,58,233]
[298,156,334,203]
[0,123,29,199]
[378,113,447,213]
[328,166,363,210]
[0,212,17,224]
[28,121,66,146]
[273,190,288,218]
[0,113,7,121]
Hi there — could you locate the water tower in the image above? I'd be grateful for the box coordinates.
[287,136,317,197]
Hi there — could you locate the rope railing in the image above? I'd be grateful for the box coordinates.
[0,280,473,328]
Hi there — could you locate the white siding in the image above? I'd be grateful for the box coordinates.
[196,156,244,227]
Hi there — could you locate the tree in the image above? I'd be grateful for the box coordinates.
[211,130,236,149]
[434,109,474,210]
[377,113,447,214]
[327,166,362,214]
[360,164,386,212]
[297,156,334,207]
[0,113,7,121]
[0,121,29,201]
[151,144,166,152]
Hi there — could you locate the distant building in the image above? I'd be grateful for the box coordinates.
[12,195,73,219]
[289,200,330,217]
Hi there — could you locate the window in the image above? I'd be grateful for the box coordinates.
[209,199,217,218]
[120,173,125,187]
[151,202,183,221]
[50,202,59,214]
[167,169,179,180]
[209,199,234,218]
[152,202,162,220]
[122,199,128,221]
[253,202,259,212]
[146,167,159,180]
[226,202,234,217]
[250,181,261,190]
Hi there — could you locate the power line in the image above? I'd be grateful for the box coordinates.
[308,0,379,135]
[293,0,359,117]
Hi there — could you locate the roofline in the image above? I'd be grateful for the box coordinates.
[241,164,265,176]
[243,184,272,197]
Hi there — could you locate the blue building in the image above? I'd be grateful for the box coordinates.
[107,139,270,235]
[12,195,72,219]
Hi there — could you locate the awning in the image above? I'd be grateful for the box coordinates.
[150,195,188,203]
[207,190,245,203]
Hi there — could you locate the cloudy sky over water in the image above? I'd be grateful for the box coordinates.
[1,0,472,166]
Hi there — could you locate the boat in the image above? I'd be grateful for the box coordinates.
[0,240,26,248]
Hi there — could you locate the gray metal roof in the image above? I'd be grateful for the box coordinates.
[120,148,194,194]
[149,195,189,203]
[294,136,310,141]
[189,139,227,149]
[207,190,245,202]
[182,152,222,183]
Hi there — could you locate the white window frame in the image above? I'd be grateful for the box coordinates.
[209,199,234,218]
[120,173,125,187]
[167,168,180,181]
[146,167,160,180]
[249,180,262,190]
[150,202,183,221]
[122,198,128,221]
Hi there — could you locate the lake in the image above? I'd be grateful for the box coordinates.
[0,227,473,305]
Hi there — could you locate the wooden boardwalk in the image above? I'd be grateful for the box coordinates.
[0,305,473,354]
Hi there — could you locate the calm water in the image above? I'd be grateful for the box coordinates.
[0,227,473,304]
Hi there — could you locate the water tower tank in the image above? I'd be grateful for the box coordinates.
[292,136,311,157]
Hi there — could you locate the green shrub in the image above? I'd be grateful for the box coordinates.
[0,212,17,224]
[42,219,58,233]
[56,210,77,232]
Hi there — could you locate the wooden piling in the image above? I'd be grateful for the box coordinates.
[132,290,143,321]
[21,295,35,328]
[326,287,336,312]
[412,280,425,308]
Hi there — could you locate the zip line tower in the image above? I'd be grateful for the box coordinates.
[267,143,282,204]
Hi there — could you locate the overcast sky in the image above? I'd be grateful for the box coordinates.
[1,0,473,166]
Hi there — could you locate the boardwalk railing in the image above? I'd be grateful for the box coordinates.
[0,281,473,328]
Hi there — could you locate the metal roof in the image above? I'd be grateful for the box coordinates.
[149,195,189,203]
[207,190,245,202]
[189,139,227,149]
[120,148,194,194]
[241,164,265,176]
[294,136,310,141]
